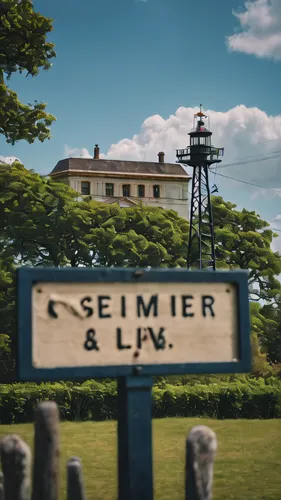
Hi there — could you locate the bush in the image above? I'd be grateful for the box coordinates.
[0,378,281,424]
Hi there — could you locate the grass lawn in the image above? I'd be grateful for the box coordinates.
[1,418,281,499]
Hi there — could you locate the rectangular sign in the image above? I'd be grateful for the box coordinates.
[17,268,251,380]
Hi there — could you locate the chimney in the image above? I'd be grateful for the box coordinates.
[158,151,165,163]
[94,144,100,159]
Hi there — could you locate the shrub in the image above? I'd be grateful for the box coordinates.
[0,379,280,424]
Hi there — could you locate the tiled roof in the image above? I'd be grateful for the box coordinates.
[49,158,190,178]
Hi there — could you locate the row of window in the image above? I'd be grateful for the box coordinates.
[81,182,161,198]
[190,136,211,146]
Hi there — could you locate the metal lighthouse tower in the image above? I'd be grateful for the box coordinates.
[176,105,224,270]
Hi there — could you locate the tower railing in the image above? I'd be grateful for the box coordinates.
[176,147,224,164]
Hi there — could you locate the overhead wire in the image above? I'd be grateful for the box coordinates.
[210,150,281,171]
[209,135,281,171]
[204,138,281,192]
[214,171,281,193]
[78,138,281,212]
[207,150,281,234]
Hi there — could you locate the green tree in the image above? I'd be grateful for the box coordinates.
[213,196,281,302]
[0,0,56,144]
[1,165,281,376]
[0,162,91,267]
[0,257,15,380]
[0,162,190,378]
[249,302,275,376]
[0,163,190,269]
[212,196,281,366]
[83,203,189,268]
[259,299,281,364]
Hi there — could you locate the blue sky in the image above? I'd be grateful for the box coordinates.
[1,0,281,245]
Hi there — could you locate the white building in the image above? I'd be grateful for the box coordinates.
[49,146,191,220]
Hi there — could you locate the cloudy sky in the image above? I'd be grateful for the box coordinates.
[1,0,281,246]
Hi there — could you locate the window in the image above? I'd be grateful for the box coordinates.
[81,181,90,195]
[199,137,206,145]
[122,184,131,197]
[191,137,199,145]
[138,184,145,197]
[153,185,160,198]
[105,183,114,196]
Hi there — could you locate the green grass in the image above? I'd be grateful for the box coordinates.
[1,418,281,499]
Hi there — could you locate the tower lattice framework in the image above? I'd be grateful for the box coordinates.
[176,105,224,270]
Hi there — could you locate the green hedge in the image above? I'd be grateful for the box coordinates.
[0,379,281,424]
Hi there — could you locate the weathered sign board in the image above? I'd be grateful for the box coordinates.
[17,267,251,380]
[17,266,251,500]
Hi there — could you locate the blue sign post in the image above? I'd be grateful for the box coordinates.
[17,267,251,500]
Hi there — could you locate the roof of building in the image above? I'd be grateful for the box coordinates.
[49,158,190,178]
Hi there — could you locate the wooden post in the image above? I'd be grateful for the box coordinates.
[67,457,86,500]
[32,401,60,500]
[0,472,4,500]
[0,434,31,500]
[185,425,217,500]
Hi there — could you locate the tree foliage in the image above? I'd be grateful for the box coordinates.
[0,162,190,379]
[0,0,56,144]
[0,162,190,268]
[259,299,281,365]
[213,196,281,302]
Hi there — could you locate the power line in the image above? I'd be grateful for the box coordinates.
[210,150,281,171]
[208,136,281,171]
[227,148,281,163]
[215,171,281,192]
[206,143,281,199]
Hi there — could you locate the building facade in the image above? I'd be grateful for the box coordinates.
[49,146,191,220]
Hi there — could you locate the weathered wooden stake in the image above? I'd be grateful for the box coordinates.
[185,425,217,500]
[32,401,60,500]
[66,457,86,500]
[0,434,31,500]
[0,472,3,500]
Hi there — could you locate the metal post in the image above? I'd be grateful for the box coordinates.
[186,165,216,271]
[204,165,216,271]
[187,168,196,269]
[198,166,203,269]
[117,375,153,500]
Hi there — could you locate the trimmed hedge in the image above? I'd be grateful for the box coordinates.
[0,379,281,424]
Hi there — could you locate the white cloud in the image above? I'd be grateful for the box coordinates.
[0,155,22,165]
[226,0,281,60]
[63,144,107,160]
[64,145,92,159]
[102,104,281,188]
[66,103,281,193]
[65,103,281,250]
